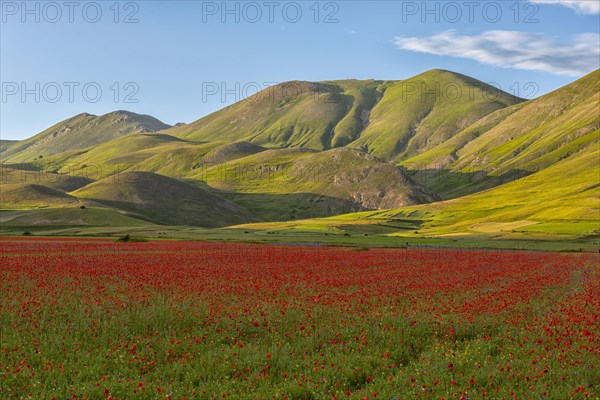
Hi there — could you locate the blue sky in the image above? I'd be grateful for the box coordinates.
[1,0,599,140]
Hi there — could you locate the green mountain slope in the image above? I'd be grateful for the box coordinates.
[348,70,522,161]
[0,164,93,209]
[52,133,198,179]
[2,111,171,162]
[0,183,81,209]
[0,140,19,157]
[236,145,599,239]
[0,207,154,233]
[166,70,521,161]
[1,164,93,192]
[1,69,596,238]
[133,141,265,178]
[402,69,600,198]
[169,80,365,150]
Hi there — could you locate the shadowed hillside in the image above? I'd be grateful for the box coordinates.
[71,171,258,227]
[191,147,439,221]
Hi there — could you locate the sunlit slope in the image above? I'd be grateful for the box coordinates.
[51,133,202,179]
[134,141,266,178]
[168,71,521,161]
[170,80,371,150]
[347,69,522,161]
[0,140,19,157]
[236,146,599,238]
[0,207,153,231]
[3,111,171,162]
[410,146,600,235]
[402,69,600,198]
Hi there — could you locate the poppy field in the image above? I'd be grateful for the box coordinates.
[0,237,598,399]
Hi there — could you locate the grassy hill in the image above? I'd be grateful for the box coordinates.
[348,70,523,161]
[71,171,258,227]
[168,80,363,150]
[188,147,439,221]
[50,133,200,179]
[2,111,171,162]
[0,164,93,209]
[1,164,93,191]
[0,183,81,209]
[166,71,522,162]
[236,145,599,240]
[0,207,154,234]
[401,69,600,199]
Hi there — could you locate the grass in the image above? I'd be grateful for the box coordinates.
[348,69,522,162]
[224,146,599,250]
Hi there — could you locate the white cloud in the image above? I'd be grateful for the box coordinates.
[393,30,600,76]
[530,0,600,15]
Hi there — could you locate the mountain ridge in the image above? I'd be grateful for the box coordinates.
[1,68,597,237]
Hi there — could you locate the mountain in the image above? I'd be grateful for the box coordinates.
[401,69,600,198]
[70,171,258,227]
[1,69,597,239]
[166,70,522,162]
[2,111,171,162]
[192,146,440,220]
[248,144,598,239]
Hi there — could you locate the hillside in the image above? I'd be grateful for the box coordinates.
[235,145,599,239]
[52,133,200,179]
[348,70,523,161]
[0,140,18,157]
[0,164,93,209]
[402,69,600,198]
[194,147,440,221]
[0,183,80,209]
[2,111,171,162]
[166,70,522,161]
[71,171,258,227]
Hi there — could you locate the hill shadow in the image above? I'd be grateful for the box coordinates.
[403,167,538,200]
[213,191,368,222]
